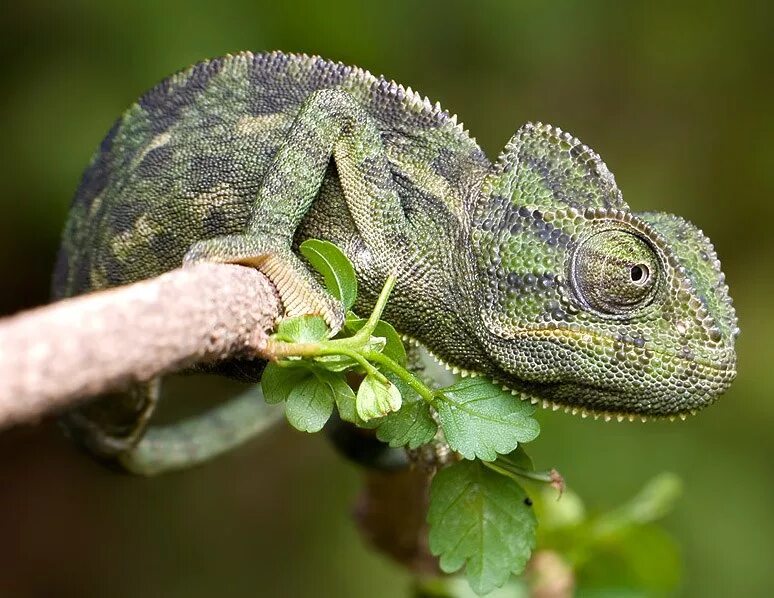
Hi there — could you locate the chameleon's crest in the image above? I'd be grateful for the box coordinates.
[482,122,627,213]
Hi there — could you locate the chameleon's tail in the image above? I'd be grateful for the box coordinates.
[119,385,283,475]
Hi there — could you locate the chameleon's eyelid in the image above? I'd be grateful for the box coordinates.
[569,228,661,317]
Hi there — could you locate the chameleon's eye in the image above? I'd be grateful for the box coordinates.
[572,229,659,315]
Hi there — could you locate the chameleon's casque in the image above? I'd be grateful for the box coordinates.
[53,51,738,465]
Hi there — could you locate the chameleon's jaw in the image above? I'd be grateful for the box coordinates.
[484,330,736,419]
[419,337,736,422]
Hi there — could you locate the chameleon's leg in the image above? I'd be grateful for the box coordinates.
[61,380,159,460]
[184,89,408,332]
[119,384,283,475]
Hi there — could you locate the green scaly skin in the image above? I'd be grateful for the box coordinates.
[52,51,738,471]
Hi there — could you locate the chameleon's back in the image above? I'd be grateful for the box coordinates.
[52,51,483,300]
[53,53,353,298]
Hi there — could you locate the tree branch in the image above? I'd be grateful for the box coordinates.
[0,263,281,429]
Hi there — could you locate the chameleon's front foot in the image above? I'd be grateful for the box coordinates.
[184,233,345,332]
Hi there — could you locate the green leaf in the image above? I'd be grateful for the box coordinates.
[376,372,437,448]
[497,446,534,472]
[319,370,361,425]
[428,460,537,595]
[273,315,329,343]
[260,362,313,405]
[376,398,437,449]
[344,316,407,365]
[435,378,540,461]
[313,353,358,372]
[299,239,358,310]
[356,374,402,421]
[284,374,335,433]
[415,576,528,598]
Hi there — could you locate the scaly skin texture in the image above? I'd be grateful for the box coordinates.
[53,51,738,466]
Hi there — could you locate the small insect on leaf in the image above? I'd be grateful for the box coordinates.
[300,239,358,310]
[356,375,402,421]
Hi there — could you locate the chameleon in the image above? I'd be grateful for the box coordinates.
[52,51,738,472]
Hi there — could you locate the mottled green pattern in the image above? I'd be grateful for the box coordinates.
[53,52,737,463]
[471,123,737,417]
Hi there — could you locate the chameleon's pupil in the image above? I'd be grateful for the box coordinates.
[630,264,647,284]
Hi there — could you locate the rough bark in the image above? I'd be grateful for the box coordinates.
[0,263,281,429]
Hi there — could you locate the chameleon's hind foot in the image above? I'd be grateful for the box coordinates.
[184,234,344,332]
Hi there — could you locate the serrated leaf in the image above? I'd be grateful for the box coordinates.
[300,239,358,310]
[344,317,407,365]
[376,399,437,449]
[375,372,437,448]
[421,577,528,598]
[285,375,335,432]
[273,315,329,344]
[260,362,313,405]
[435,378,540,461]
[356,375,402,421]
[428,460,537,595]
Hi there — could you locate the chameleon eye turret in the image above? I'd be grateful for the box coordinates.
[571,227,660,316]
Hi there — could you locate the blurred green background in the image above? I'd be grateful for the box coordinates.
[1,1,772,596]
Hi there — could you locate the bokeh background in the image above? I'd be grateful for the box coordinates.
[1,1,772,596]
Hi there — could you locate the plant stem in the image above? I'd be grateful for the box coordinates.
[484,460,561,487]
[349,274,397,345]
[318,346,389,385]
[264,340,322,358]
[363,350,436,403]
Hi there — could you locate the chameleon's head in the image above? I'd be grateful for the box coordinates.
[470,123,738,418]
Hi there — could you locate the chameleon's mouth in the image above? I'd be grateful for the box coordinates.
[411,326,736,422]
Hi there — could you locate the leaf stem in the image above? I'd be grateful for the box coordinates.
[484,460,564,494]
[482,460,523,479]
[349,274,397,345]
[264,340,322,359]
[363,350,436,403]
[317,346,389,385]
